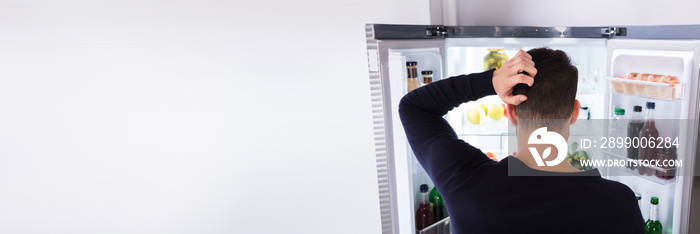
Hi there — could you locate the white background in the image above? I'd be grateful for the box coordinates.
[1,0,700,233]
[0,0,429,233]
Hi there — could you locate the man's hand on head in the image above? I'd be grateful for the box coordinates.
[492,50,537,105]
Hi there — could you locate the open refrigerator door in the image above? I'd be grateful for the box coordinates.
[386,45,447,234]
[603,39,700,234]
[366,24,448,234]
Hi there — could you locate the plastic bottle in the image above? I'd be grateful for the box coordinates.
[610,108,626,157]
[611,108,626,125]
[415,184,434,233]
[627,106,643,170]
[638,102,659,176]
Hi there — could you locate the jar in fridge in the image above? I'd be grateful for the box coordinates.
[656,145,676,180]
[407,61,420,92]
[421,70,433,85]
[484,49,509,71]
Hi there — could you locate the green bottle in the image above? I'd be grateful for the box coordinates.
[645,197,662,234]
[429,186,448,222]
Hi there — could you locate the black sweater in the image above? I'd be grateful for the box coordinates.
[398,70,645,234]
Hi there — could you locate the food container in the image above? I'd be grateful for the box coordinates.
[644,74,661,98]
[610,73,682,100]
[657,75,679,100]
[621,73,638,94]
[611,77,624,93]
[421,70,433,85]
[656,146,676,180]
[632,73,650,95]
[484,49,509,70]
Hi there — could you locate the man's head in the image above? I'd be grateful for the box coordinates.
[508,47,580,130]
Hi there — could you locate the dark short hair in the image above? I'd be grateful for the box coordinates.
[513,47,578,121]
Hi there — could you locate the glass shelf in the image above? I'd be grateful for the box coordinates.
[569,119,600,136]
[456,119,598,136]
[456,118,510,136]
[577,80,599,94]
[419,217,451,234]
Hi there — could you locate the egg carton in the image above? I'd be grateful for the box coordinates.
[609,73,683,100]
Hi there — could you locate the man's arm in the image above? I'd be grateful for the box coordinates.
[398,70,496,187]
[398,50,537,188]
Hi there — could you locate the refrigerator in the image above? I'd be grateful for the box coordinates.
[365,24,700,234]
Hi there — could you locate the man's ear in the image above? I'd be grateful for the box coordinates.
[505,104,518,126]
[570,100,581,125]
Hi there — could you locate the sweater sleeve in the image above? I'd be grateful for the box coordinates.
[398,69,497,187]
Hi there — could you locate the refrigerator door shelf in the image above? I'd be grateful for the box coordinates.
[608,76,684,101]
[367,25,447,234]
[418,217,451,234]
[602,150,678,185]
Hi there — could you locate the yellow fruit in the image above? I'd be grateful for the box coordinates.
[467,107,484,124]
[488,104,505,120]
[479,103,489,116]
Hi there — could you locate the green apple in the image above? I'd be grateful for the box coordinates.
[488,104,505,120]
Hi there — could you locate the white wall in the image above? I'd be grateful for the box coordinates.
[455,0,700,26]
[0,1,429,233]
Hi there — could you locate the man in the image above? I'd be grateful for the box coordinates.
[399,48,644,233]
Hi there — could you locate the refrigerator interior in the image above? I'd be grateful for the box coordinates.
[385,38,611,234]
[443,38,608,160]
[379,35,699,234]
[603,39,700,234]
